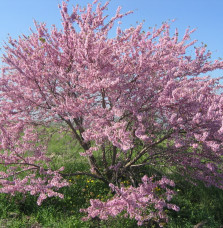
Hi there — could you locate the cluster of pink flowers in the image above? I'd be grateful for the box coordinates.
[81,175,179,226]
[0,121,69,205]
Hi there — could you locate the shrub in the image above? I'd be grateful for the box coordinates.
[0,0,223,226]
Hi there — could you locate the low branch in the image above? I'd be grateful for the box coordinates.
[0,162,42,169]
[0,162,109,185]
[0,167,37,180]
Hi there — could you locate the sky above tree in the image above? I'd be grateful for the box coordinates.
[0,0,222,78]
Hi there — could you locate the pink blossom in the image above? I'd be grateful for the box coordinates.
[81,176,179,226]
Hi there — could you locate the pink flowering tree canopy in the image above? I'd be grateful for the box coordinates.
[0,0,223,225]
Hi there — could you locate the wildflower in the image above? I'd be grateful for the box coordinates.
[154,187,161,192]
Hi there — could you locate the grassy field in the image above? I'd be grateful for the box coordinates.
[0,131,223,227]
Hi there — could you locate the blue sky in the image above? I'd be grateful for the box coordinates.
[0,0,223,78]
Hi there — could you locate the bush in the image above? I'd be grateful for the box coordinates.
[0,0,223,226]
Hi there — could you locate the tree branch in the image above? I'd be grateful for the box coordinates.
[124,130,173,169]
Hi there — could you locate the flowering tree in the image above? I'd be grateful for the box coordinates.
[0,0,223,226]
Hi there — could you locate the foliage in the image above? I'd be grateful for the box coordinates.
[0,0,223,226]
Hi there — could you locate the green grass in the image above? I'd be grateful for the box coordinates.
[0,132,223,227]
